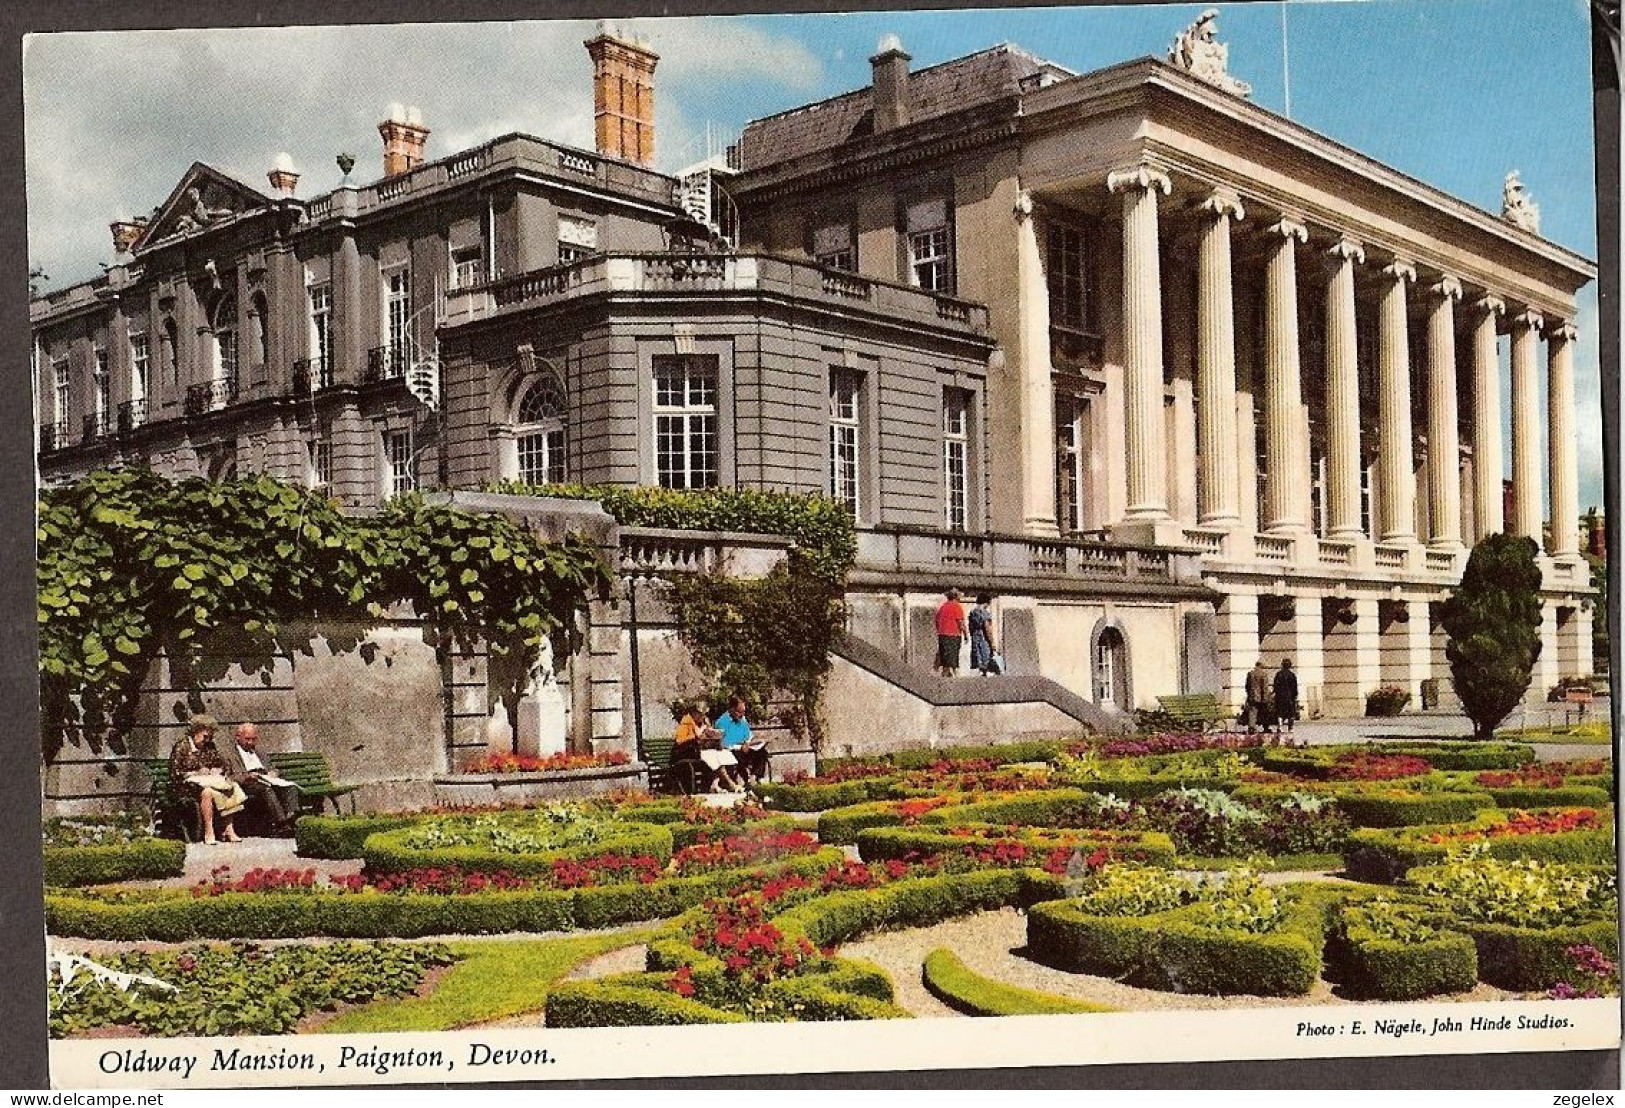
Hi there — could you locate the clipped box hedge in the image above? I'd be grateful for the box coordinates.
[360,820,673,877]
[42,838,187,887]
[817,801,911,845]
[46,849,848,941]
[1344,816,1617,884]
[921,948,1113,1016]
[1027,888,1330,997]
[921,789,1101,829]
[544,961,907,1028]
[1373,742,1536,770]
[1333,790,1492,828]
[855,824,1177,868]
[1458,918,1620,991]
[1324,924,1478,1000]
[1481,786,1612,810]
[295,814,419,859]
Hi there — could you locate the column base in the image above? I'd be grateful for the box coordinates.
[1112,517,1190,548]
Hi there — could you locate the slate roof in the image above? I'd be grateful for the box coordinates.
[738,43,1072,170]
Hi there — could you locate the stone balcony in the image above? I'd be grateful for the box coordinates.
[441,253,990,335]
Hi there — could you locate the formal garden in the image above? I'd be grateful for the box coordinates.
[36,472,1620,1036]
[43,731,1618,1036]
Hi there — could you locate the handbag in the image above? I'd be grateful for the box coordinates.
[988,654,1005,675]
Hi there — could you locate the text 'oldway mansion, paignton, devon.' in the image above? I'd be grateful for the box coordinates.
[32,11,1598,798]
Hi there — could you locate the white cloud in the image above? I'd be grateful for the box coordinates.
[24,17,823,289]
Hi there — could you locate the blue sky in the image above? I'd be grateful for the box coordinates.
[24,0,1604,507]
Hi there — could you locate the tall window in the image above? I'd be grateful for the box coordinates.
[449,245,483,290]
[814,224,855,271]
[1046,222,1093,332]
[384,269,411,376]
[308,283,333,386]
[558,216,598,265]
[211,295,238,397]
[384,428,414,496]
[516,381,567,486]
[906,200,952,292]
[943,388,971,531]
[52,358,69,427]
[1055,396,1092,533]
[309,435,333,489]
[129,333,149,425]
[653,355,717,490]
[829,369,861,514]
[92,349,110,432]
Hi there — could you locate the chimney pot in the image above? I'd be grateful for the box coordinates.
[585,28,659,166]
[869,36,912,133]
[379,109,431,177]
[268,152,300,196]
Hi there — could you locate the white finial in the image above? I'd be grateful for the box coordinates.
[1502,169,1541,233]
[877,33,904,54]
[272,151,296,172]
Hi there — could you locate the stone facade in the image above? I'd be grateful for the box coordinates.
[34,20,1598,755]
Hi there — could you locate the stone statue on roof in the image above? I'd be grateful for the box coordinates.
[1501,170,1541,233]
[1169,8,1252,99]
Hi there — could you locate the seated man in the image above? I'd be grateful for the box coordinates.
[715,695,769,786]
[220,722,301,835]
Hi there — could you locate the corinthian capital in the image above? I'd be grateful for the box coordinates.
[1381,258,1417,284]
[1326,236,1366,265]
[1197,187,1245,222]
[1107,163,1172,196]
[1547,319,1579,343]
[1429,275,1463,301]
[1264,216,1308,243]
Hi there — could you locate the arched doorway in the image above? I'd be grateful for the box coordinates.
[1090,619,1131,710]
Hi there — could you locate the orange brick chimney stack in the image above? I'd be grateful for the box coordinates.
[584,22,658,166]
[378,104,430,177]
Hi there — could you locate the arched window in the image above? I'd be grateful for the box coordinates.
[515,378,566,486]
[210,294,238,396]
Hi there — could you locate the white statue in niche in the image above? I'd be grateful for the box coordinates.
[1502,169,1541,232]
[1168,8,1253,99]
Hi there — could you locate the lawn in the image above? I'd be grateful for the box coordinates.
[313,928,659,1033]
[1497,721,1613,745]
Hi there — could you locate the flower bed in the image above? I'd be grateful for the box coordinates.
[854,824,1177,869]
[1343,809,1616,883]
[49,941,455,1038]
[1323,898,1479,1000]
[1026,872,1333,997]
[362,812,672,878]
[460,751,631,775]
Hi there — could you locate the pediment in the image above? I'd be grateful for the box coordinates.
[134,163,272,252]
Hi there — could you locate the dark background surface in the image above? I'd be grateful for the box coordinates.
[2,0,1618,1091]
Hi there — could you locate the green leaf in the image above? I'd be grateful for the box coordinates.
[181,563,207,581]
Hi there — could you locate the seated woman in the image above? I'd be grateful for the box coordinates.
[673,700,742,793]
[168,714,248,845]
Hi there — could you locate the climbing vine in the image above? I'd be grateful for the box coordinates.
[38,468,610,761]
[494,482,856,748]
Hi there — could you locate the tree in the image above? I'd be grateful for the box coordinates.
[1439,534,1544,740]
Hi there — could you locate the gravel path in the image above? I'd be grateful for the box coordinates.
[841,907,1527,1018]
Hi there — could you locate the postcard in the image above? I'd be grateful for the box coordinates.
[20,0,1621,1089]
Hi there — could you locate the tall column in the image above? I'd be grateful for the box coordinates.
[1376,258,1417,543]
[1324,237,1365,539]
[1108,164,1172,522]
[1426,276,1464,548]
[1471,295,1506,538]
[1509,308,1545,540]
[1262,216,1310,532]
[1546,320,1579,556]
[1013,190,1058,535]
[1195,188,1244,527]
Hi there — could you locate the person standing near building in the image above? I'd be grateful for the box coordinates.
[968,593,999,675]
[1245,660,1274,734]
[934,589,967,676]
[1273,659,1300,740]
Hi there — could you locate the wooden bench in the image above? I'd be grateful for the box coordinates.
[640,735,706,796]
[143,757,203,842]
[1563,686,1595,724]
[1156,693,1236,732]
[267,752,361,816]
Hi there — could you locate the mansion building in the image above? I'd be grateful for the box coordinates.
[32,15,1597,724]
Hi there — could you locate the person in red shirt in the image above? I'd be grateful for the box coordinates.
[934,588,968,676]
